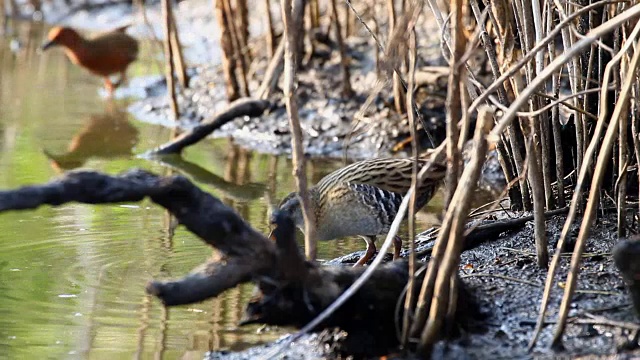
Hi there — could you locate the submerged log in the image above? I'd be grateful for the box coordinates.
[148,98,270,155]
[0,169,481,356]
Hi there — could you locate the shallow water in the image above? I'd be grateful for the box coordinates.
[0,20,444,359]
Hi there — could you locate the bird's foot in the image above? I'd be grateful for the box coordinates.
[393,235,402,261]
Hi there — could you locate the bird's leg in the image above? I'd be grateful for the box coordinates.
[104,78,115,96]
[393,235,402,260]
[112,70,127,88]
[354,236,377,267]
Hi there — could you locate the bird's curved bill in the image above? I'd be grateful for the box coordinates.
[41,40,56,51]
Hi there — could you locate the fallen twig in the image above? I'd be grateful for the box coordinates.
[147,98,271,155]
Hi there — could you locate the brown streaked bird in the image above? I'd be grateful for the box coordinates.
[278,150,447,266]
[42,25,139,95]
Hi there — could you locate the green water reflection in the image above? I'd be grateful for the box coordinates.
[0,20,443,359]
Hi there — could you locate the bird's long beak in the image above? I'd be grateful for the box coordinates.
[41,40,56,51]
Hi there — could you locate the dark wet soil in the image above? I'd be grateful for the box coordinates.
[208,211,638,360]
[454,212,635,359]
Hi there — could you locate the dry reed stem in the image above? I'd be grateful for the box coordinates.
[553,0,586,175]
[514,0,549,263]
[443,0,465,210]
[632,85,640,218]
[525,124,549,268]
[401,26,418,349]
[469,0,627,121]
[161,0,178,121]
[136,0,167,76]
[264,0,276,59]
[506,71,533,211]
[542,1,559,209]
[486,4,640,140]
[551,38,640,347]
[235,0,250,61]
[343,1,433,148]
[538,101,554,209]
[330,0,354,97]
[469,0,527,210]
[410,181,458,336]
[548,63,565,207]
[487,88,606,119]
[387,0,406,113]
[280,0,316,261]
[469,0,508,104]
[418,106,494,353]
[215,0,240,101]
[310,0,319,28]
[529,20,640,349]
[618,54,630,238]
[169,8,189,89]
[222,0,249,96]
[303,0,315,65]
[256,39,285,100]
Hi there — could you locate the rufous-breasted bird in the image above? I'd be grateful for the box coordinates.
[42,25,139,95]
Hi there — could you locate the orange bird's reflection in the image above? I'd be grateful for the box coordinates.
[44,105,139,172]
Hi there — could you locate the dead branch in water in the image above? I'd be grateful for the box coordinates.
[0,170,478,357]
[148,98,270,155]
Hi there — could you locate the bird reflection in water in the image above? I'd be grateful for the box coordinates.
[43,103,139,172]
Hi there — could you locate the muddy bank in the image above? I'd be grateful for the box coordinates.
[128,35,451,160]
[326,210,639,359]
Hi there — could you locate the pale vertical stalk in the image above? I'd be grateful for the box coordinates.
[557,0,585,179]
[215,0,240,101]
[410,0,465,338]
[526,125,549,268]
[534,0,554,209]
[633,86,640,219]
[550,76,565,207]
[236,0,250,58]
[0,0,5,30]
[529,21,640,349]
[442,0,464,210]
[486,5,640,139]
[162,0,178,121]
[401,27,418,349]
[264,0,276,59]
[547,2,565,208]
[330,0,354,97]
[372,5,381,76]
[169,9,189,89]
[514,0,541,212]
[281,0,316,260]
[469,0,522,209]
[418,107,493,354]
[539,114,554,208]
[519,0,548,266]
[552,43,640,347]
[310,0,319,28]
[222,0,249,97]
[617,52,629,238]
[387,0,405,113]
